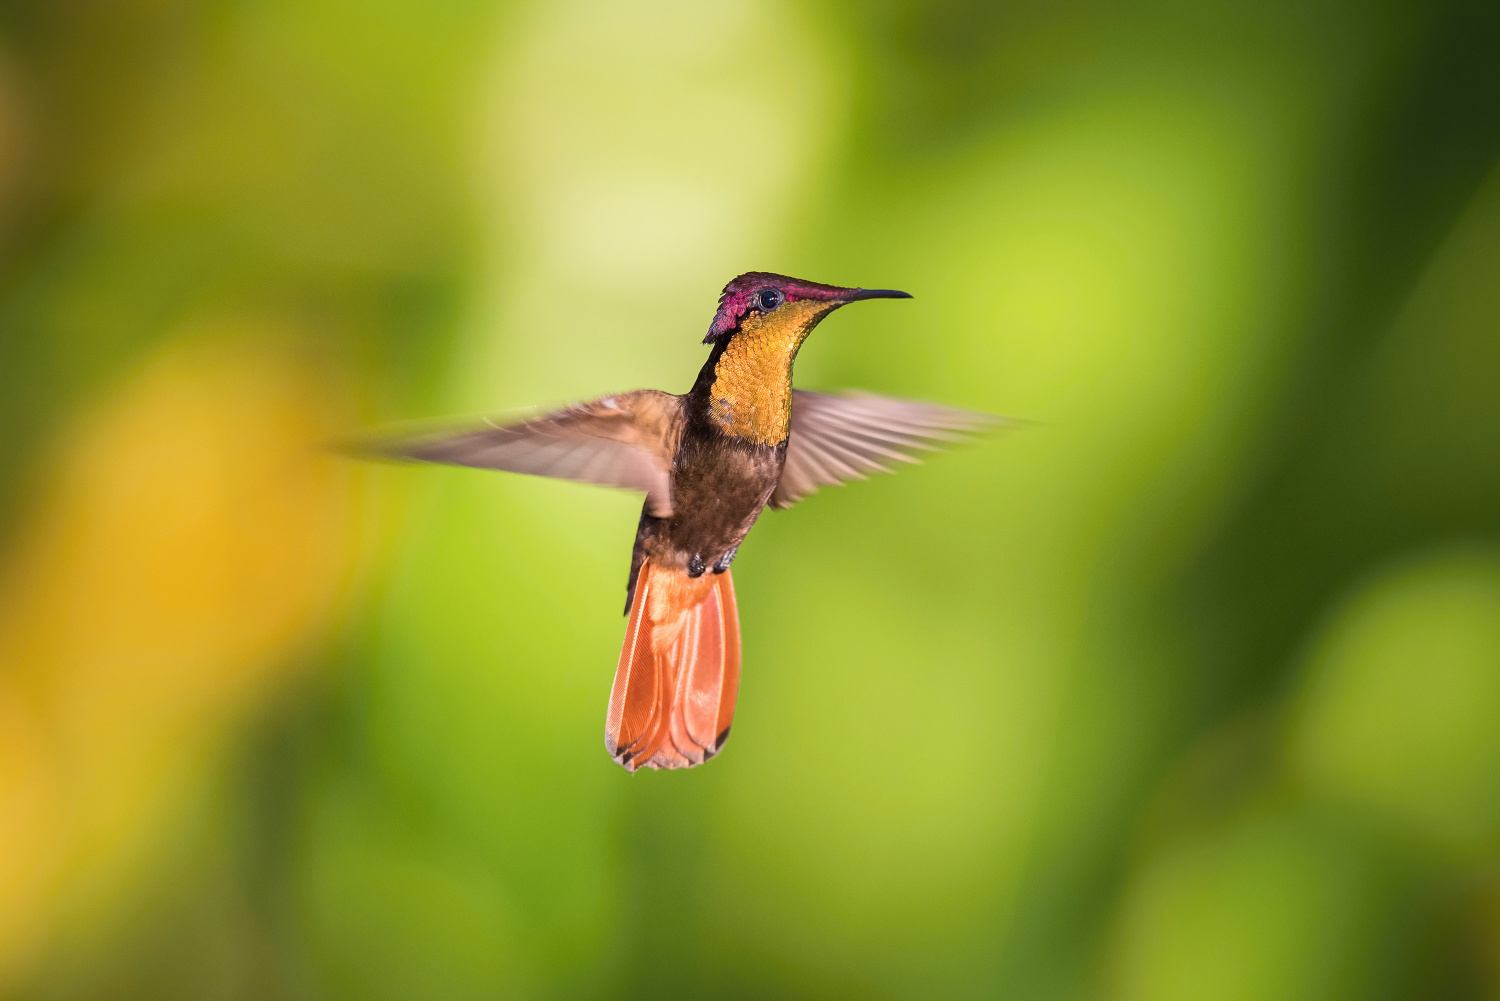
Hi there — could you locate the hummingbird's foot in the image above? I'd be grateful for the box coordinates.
[687,554,707,578]
[713,546,738,574]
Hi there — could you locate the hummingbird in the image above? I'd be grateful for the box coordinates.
[378,273,997,771]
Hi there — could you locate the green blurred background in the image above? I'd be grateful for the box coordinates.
[0,0,1498,998]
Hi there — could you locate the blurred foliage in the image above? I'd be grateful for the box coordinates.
[0,0,1497,999]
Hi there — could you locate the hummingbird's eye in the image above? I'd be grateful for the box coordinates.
[757,288,783,311]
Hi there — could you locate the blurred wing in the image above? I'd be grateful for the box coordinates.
[378,390,684,517]
[770,390,1002,509]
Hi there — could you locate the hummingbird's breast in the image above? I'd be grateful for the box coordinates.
[653,428,783,573]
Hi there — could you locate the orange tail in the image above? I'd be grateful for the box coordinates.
[606,557,741,771]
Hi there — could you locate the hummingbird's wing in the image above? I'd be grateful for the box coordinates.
[769,390,1001,509]
[375,390,684,517]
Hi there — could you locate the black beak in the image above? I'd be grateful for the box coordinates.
[843,288,913,301]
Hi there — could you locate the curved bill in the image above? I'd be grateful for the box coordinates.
[843,288,913,301]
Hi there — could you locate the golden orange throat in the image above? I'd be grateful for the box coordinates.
[707,299,833,445]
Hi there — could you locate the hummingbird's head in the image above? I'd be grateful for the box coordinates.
[703,272,911,344]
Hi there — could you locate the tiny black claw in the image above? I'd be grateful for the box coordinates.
[687,554,706,577]
[713,546,738,574]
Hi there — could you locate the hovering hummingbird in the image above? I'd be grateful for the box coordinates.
[378,273,997,771]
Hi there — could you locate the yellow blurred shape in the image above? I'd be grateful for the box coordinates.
[0,326,361,986]
[0,679,62,984]
[1289,549,1500,853]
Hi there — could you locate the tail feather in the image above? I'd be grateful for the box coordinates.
[606,558,741,770]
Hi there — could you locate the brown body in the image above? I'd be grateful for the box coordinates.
[625,308,827,609]
[376,273,998,771]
